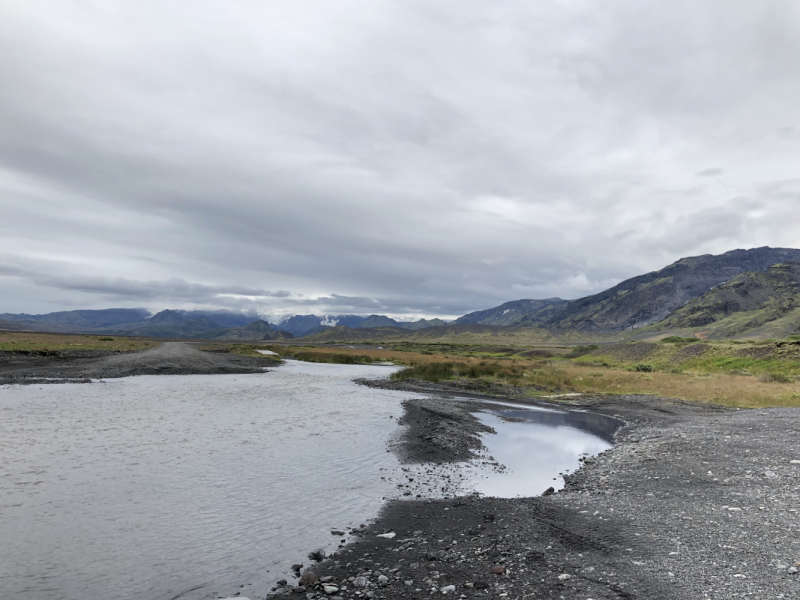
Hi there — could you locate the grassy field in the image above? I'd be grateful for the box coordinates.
[0,331,158,353]
[265,339,800,409]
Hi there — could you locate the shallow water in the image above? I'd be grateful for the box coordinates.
[0,362,414,600]
[468,408,619,497]
[0,364,621,600]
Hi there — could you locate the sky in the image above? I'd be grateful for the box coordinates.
[1,1,799,320]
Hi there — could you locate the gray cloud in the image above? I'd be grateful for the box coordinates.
[1,1,799,318]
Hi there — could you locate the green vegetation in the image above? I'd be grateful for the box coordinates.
[294,352,373,364]
[565,344,598,358]
[659,336,699,343]
[0,332,157,353]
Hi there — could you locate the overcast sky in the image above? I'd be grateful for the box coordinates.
[1,1,799,319]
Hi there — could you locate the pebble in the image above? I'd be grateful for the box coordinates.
[322,585,339,594]
[441,584,456,594]
[557,574,571,580]
[376,532,396,539]
[491,566,504,575]
[377,575,389,586]
[790,460,800,464]
[788,567,798,575]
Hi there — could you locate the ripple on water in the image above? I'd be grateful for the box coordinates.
[0,363,619,600]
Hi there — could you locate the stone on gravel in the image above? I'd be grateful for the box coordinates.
[491,566,504,575]
[376,532,396,539]
[322,585,339,594]
[299,572,319,586]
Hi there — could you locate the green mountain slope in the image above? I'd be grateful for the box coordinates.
[643,262,800,339]
[453,247,800,332]
[543,247,800,331]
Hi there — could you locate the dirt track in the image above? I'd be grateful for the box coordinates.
[0,342,278,384]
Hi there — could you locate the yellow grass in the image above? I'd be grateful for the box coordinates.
[0,332,158,352]
[534,364,800,409]
[267,344,800,408]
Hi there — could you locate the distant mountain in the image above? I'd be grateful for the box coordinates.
[354,315,451,330]
[180,310,262,328]
[455,299,567,327]
[356,315,400,328]
[0,308,151,332]
[400,318,449,330]
[108,310,222,337]
[0,319,27,331]
[542,247,800,331]
[302,324,620,344]
[193,319,294,341]
[646,262,800,338]
[276,314,368,337]
[455,247,800,332]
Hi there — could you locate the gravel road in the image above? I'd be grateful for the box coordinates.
[0,341,278,384]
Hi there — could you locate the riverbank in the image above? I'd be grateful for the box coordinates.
[275,380,800,600]
[0,341,279,385]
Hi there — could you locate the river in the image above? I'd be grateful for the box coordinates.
[0,361,618,599]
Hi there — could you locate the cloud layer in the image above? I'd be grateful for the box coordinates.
[1,1,799,317]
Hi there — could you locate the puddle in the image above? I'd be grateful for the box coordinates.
[256,349,278,356]
[467,409,620,497]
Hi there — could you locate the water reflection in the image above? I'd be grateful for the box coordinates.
[466,406,623,498]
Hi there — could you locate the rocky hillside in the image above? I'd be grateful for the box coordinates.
[645,262,800,339]
[456,247,800,332]
[455,298,566,326]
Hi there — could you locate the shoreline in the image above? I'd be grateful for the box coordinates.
[0,341,280,385]
[273,379,800,600]
[3,349,798,598]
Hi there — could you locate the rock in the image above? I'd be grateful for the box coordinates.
[377,532,396,539]
[320,576,334,583]
[292,564,303,572]
[322,585,339,594]
[558,574,571,581]
[441,584,456,594]
[377,574,389,586]
[353,577,369,588]
[788,567,798,574]
[790,460,800,464]
[299,572,319,586]
[764,470,776,478]
[491,566,504,575]
[404,580,414,586]
[277,579,288,586]
[331,529,345,536]
[309,549,326,562]
[542,487,555,496]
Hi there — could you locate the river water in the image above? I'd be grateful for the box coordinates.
[0,361,620,600]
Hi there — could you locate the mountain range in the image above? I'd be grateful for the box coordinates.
[4,247,800,341]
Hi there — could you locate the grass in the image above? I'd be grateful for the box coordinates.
[0,332,158,353]
[263,340,800,409]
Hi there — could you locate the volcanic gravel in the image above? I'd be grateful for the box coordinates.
[273,382,800,600]
[0,341,278,384]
